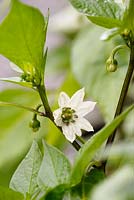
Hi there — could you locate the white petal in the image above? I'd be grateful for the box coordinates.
[53,108,62,126]
[54,116,62,126]
[78,118,94,132]
[10,62,23,73]
[62,125,76,143]
[58,92,70,107]
[77,101,96,116]
[70,88,85,108]
[74,125,82,136]
[53,108,61,119]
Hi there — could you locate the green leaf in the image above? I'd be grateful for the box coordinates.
[70,105,134,186]
[45,185,68,200]
[0,77,33,88]
[0,0,47,76]
[71,26,129,122]
[63,191,81,200]
[91,165,134,200]
[69,0,123,28]
[37,141,71,195]
[0,186,24,200]
[0,89,40,186]
[10,140,42,198]
[71,168,105,199]
[62,168,105,200]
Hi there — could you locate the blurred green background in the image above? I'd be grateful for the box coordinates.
[0,0,133,187]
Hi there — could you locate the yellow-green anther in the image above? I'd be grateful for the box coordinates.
[61,107,78,124]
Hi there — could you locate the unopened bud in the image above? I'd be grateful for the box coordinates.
[29,119,40,132]
[106,58,118,72]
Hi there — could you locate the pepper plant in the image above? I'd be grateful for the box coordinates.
[0,0,134,199]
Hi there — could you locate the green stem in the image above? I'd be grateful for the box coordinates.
[0,101,45,116]
[111,45,128,59]
[104,43,134,169]
[37,84,81,151]
[77,136,85,144]
[37,85,54,121]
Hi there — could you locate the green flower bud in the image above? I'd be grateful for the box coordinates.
[29,118,40,132]
[122,29,130,37]
[106,58,118,72]
[106,57,112,65]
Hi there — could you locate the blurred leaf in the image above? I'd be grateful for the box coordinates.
[71,26,128,122]
[69,0,123,28]
[46,45,70,75]
[10,140,42,199]
[123,109,134,138]
[37,141,71,195]
[70,105,134,186]
[0,0,47,77]
[0,186,24,200]
[0,89,41,187]
[101,142,134,163]
[71,168,105,199]
[60,72,80,96]
[91,165,134,200]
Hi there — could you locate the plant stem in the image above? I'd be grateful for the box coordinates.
[111,45,128,59]
[37,85,54,121]
[37,84,81,151]
[0,101,45,116]
[104,43,134,169]
[77,136,85,144]
[72,140,81,150]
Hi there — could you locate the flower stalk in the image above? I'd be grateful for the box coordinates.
[77,135,85,144]
[104,41,134,170]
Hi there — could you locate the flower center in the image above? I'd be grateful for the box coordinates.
[61,107,78,125]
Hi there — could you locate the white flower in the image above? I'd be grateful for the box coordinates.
[53,88,96,143]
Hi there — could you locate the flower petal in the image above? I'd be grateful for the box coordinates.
[78,118,94,132]
[53,108,62,126]
[62,125,76,143]
[77,101,96,116]
[54,116,62,127]
[74,125,82,137]
[10,62,23,73]
[53,108,61,119]
[70,88,85,108]
[69,123,82,137]
[58,92,70,107]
